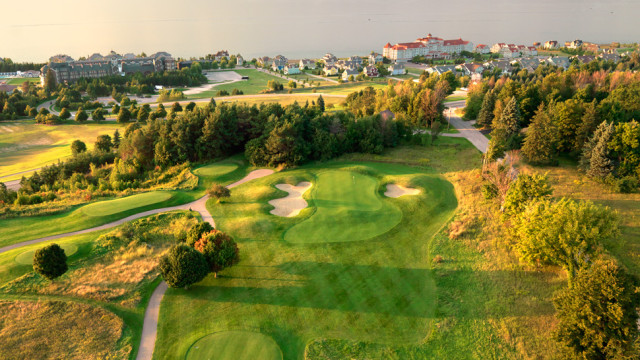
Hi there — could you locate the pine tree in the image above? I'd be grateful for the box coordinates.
[476,89,495,129]
[208,97,216,111]
[580,121,614,178]
[522,105,557,165]
[317,95,325,112]
[113,129,121,149]
[575,102,599,151]
[487,97,521,159]
[45,68,57,91]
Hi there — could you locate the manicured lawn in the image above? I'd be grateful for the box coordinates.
[4,78,40,85]
[0,157,253,247]
[81,191,173,217]
[154,160,459,359]
[186,331,282,360]
[0,120,122,181]
[284,170,402,244]
[186,69,286,99]
[295,81,387,95]
[14,243,78,265]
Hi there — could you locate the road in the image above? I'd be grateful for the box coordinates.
[444,100,489,153]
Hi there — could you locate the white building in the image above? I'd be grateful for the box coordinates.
[382,33,473,61]
[388,63,406,75]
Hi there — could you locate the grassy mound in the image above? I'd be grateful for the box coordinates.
[0,300,129,359]
[186,331,282,360]
[193,163,239,178]
[15,243,78,265]
[284,170,402,243]
[81,191,172,217]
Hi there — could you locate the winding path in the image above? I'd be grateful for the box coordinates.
[0,168,275,359]
[443,100,489,153]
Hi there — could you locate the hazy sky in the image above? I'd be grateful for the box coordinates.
[3,0,639,62]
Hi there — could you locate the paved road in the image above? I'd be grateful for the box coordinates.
[444,100,488,153]
[304,72,339,84]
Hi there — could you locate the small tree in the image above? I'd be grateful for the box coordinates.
[117,107,131,123]
[171,102,183,113]
[317,95,325,112]
[95,134,113,153]
[70,140,87,156]
[521,105,558,165]
[503,173,552,214]
[33,244,68,280]
[186,222,214,247]
[185,102,196,112]
[487,96,521,160]
[208,98,217,111]
[207,184,230,201]
[75,108,88,123]
[554,259,640,359]
[91,107,105,121]
[59,107,71,120]
[194,230,239,277]
[112,129,121,149]
[159,245,210,289]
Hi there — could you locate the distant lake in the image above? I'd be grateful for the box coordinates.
[3,0,638,62]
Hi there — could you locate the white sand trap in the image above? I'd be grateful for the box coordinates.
[269,182,312,217]
[384,184,421,198]
[183,71,243,95]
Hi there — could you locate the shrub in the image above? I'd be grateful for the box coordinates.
[194,230,239,276]
[33,244,68,280]
[186,222,214,247]
[71,140,87,156]
[481,183,498,199]
[207,184,230,201]
[159,244,209,289]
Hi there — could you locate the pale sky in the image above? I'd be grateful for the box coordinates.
[3,0,639,62]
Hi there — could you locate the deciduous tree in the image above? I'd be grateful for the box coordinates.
[159,245,209,289]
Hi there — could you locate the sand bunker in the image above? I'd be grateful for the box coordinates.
[269,182,312,217]
[384,184,420,198]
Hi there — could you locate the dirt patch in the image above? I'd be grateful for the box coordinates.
[384,184,421,198]
[269,182,312,217]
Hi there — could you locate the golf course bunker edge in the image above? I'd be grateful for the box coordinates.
[269,182,313,217]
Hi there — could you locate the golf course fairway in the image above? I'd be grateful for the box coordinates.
[81,191,172,217]
[284,170,402,243]
[185,331,283,360]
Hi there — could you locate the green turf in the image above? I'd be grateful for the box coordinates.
[186,69,288,99]
[15,243,78,265]
[186,331,282,360]
[81,192,173,217]
[284,170,402,244]
[154,160,458,359]
[193,163,238,178]
[5,78,41,85]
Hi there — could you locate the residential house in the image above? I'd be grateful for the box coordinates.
[599,53,621,63]
[258,56,271,67]
[214,50,230,61]
[363,65,379,77]
[323,65,339,76]
[545,56,570,70]
[513,58,540,72]
[236,56,244,66]
[284,64,301,75]
[272,58,287,71]
[426,65,457,75]
[456,63,484,76]
[485,60,512,75]
[348,56,363,67]
[527,46,538,56]
[500,46,521,58]
[299,59,316,70]
[16,70,40,78]
[342,68,359,81]
[583,42,600,53]
[336,60,356,70]
[322,53,338,66]
[533,42,541,47]
[388,63,406,75]
[491,43,507,53]
[544,40,558,49]
[474,44,490,54]
[566,40,583,49]
[368,52,383,64]
[573,55,596,64]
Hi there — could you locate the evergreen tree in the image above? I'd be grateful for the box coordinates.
[575,101,599,152]
[521,105,558,165]
[33,244,67,280]
[45,68,57,91]
[317,95,325,112]
[208,97,216,111]
[59,107,71,120]
[117,107,131,123]
[580,122,614,178]
[487,96,521,159]
[476,89,495,129]
[112,129,121,149]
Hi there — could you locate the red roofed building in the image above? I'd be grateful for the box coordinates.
[382,33,473,61]
[475,44,490,54]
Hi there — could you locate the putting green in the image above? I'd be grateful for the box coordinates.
[81,191,172,217]
[185,331,282,360]
[15,243,78,265]
[284,170,402,243]
[193,163,239,178]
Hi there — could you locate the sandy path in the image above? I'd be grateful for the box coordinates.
[384,184,421,198]
[183,71,243,95]
[269,182,312,217]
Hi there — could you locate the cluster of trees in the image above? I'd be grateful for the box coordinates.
[466,66,640,192]
[484,170,640,357]
[0,59,45,72]
[345,72,456,128]
[190,56,239,70]
[157,89,185,102]
[0,82,46,120]
[160,222,239,288]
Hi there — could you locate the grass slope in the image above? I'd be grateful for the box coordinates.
[0,156,251,247]
[81,191,173,217]
[186,69,287,99]
[284,170,402,244]
[0,120,122,180]
[186,331,282,360]
[154,161,458,359]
